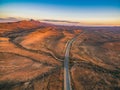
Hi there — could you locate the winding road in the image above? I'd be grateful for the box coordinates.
[64,32,84,90]
[64,37,76,90]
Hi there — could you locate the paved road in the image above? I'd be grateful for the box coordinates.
[64,37,76,90]
[64,32,85,90]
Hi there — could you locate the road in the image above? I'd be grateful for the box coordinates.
[64,32,85,90]
[64,37,76,90]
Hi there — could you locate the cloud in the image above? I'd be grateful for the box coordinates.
[0,17,23,23]
[40,19,81,26]
[41,19,80,24]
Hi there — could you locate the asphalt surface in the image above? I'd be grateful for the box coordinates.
[64,38,75,90]
[64,32,84,90]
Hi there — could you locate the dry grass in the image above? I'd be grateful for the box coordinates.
[70,29,120,90]
[0,21,120,90]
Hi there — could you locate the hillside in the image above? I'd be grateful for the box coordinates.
[0,20,120,90]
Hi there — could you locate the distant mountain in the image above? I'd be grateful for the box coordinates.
[0,19,54,34]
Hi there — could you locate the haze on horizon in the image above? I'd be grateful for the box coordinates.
[0,0,120,26]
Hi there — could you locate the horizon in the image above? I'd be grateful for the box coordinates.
[0,0,120,26]
[0,17,120,27]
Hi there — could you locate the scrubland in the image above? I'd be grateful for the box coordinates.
[0,20,120,90]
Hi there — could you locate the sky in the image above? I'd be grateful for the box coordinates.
[0,0,120,26]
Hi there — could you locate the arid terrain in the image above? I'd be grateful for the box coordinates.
[70,28,120,90]
[0,20,120,90]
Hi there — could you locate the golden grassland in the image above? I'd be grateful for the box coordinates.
[0,20,120,90]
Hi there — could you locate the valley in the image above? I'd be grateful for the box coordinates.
[0,20,120,90]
